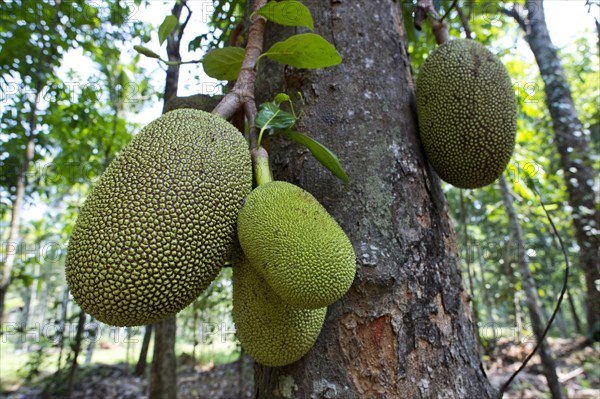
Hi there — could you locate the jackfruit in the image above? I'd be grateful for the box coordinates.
[237,181,355,309]
[416,39,517,189]
[232,246,326,366]
[164,94,222,113]
[65,109,252,326]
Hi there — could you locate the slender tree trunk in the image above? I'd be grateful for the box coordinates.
[522,0,600,336]
[134,324,153,376]
[566,288,582,335]
[554,307,568,338]
[0,90,41,324]
[67,311,86,398]
[149,316,177,399]
[15,285,31,352]
[57,286,70,371]
[477,247,495,325]
[253,1,493,397]
[513,290,523,344]
[84,318,97,365]
[499,176,565,399]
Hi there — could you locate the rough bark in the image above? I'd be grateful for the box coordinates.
[522,0,600,335]
[499,176,564,399]
[252,1,493,397]
[149,316,177,399]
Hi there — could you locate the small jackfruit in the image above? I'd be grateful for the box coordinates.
[65,109,252,326]
[416,39,517,188]
[164,94,222,113]
[232,247,326,366]
[237,181,356,309]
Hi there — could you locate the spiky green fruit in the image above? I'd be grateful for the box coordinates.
[416,39,517,188]
[65,109,252,326]
[237,181,356,309]
[232,247,326,367]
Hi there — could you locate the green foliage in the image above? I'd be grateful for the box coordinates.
[188,0,246,51]
[133,45,161,59]
[158,15,179,45]
[256,102,296,130]
[255,95,348,182]
[256,0,314,31]
[202,47,246,80]
[278,131,349,182]
[261,33,341,69]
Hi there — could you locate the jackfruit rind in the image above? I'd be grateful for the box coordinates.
[416,39,517,188]
[65,109,252,326]
[232,247,326,367]
[237,181,356,309]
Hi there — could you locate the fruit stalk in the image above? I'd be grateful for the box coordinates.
[251,146,273,187]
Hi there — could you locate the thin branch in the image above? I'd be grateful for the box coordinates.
[440,0,459,22]
[500,5,527,32]
[456,5,473,39]
[178,2,192,46]
[414,0,449,44]
[212,0,268,126]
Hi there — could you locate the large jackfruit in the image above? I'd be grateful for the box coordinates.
[237,181,356,309]
[66,109,252,326]
[232,247,326,367]
[416,39,517,188]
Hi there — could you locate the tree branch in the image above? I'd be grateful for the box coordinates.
[500,5,527,32]
[162,0,187,107]
[212,0,267,133]
[456,5,473,39]
[414,0,449,44]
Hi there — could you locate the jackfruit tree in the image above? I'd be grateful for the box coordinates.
[243,0,495,397]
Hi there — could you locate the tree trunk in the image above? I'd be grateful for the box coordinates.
[67,311,86,398]
[149,316,177,399]
[513,290,523,344]
[499,176,564,399]
[253,1,493,397]
[523,0,600,336]
[566,288,582,335]
[0,90,41,324]
[84,318,97,365]
[477,247,495,326]
[134,324,153,376]
[15,285,31,352]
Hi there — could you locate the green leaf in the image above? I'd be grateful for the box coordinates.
[274,93,290,105]
[257,0,314,31]
[22,274,34,288]
[134,45,161,59]
[158,15,178,46]
[281,130,348,182]
[256,103,296,130]
[263,33,341,69]
[202,47,246,81]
